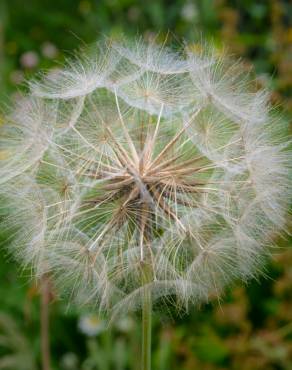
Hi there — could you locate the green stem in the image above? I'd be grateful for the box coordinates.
[141,278,152,370]
[40,274,51,370]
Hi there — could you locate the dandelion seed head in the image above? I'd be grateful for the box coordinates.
[1,36,291,318]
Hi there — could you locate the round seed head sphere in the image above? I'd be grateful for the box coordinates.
[1,37,291,319]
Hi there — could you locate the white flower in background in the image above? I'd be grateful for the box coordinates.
[41,42,58,59]
[78,314,106,337]
[20,51,39,69]
[181,2,198,22]
[0,36,291,320]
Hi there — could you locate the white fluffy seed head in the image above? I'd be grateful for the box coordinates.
[0,36,291,318]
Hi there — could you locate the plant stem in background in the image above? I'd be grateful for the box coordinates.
[40,274,51,370]
[141,267,152,370]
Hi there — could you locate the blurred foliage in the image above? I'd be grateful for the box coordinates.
[0,0,291,111]
[0,0,291,369]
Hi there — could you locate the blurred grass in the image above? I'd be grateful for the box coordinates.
[0,1,291,369]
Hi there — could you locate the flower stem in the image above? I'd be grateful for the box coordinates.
[40,274,51,370]
[141,269,152,370]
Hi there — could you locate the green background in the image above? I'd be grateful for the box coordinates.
[0,1,291,369]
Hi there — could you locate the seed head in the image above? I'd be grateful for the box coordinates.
[0,37,291,318]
